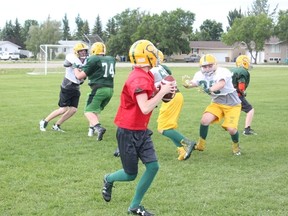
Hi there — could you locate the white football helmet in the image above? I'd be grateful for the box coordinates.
[199,54,217,76]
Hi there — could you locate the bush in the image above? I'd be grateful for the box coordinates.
[56,53,65,60]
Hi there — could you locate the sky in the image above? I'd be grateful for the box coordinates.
[1,0,287,32]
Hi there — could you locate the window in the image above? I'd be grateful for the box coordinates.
[269,57,281,62]
[270,44,280,53]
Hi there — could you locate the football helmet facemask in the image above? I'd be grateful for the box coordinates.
[129,39,158,68]
[90,42,106,55]
[236,55,250,70]
[74,43,89,59]
[199,54,217,76]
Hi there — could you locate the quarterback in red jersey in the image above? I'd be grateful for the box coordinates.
[102,40,174,215]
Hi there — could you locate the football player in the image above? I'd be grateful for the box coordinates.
[39,42,88,132]
[74,42,115,141]
[151,50,196,161]
[183,54,242,156]
[231,55,257,135]
[101,40,173,215]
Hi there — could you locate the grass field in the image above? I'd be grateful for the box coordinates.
[0,65,288,216]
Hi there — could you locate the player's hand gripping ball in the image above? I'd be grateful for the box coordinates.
[161,75,177,103]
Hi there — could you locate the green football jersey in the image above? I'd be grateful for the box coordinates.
[82,55,116,88]
[231,67,250,90]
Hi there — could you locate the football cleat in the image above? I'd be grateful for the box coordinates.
[113,147,120,157]
[243,127,257,135]
[177,147,186,161]
[102,174,114,202]
[194,137,206,151]
[39,119,48,132]
[128,205,154,215]
[95,126,106,141]
[232,143,241,156]
[180,138,196,160]
[88,127,95,137]
[52,124,65,132]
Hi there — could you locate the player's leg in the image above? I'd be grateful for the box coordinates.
[157,92,195,160]
[241,97,256,135]
[195,104,220,151]
[223,104,241,155]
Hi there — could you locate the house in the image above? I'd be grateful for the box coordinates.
[0,41,21,54]
[264,37,288,63]
[171,38,288,64]
[57,40,85,54]
[0,41,34,58]
[172,41,245,63]
[39,40,86,60]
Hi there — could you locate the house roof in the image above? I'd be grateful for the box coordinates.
[0,41,21,48]
[189,41,234,50]
[58,40,85,46]
[265,36,285,45]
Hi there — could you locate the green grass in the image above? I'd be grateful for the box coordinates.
[0,65,288,216]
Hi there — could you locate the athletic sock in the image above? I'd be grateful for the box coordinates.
[163,129,185,147]
[199,124,209,140]
[130,161,159,209]
[231,131,239,143]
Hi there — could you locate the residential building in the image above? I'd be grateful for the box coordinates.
[171,38,288,64]
[264,37,288,63]
[0,41,21,54]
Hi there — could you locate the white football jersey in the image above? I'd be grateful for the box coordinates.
[192,67,241,105]
[64,53,87,84]
[150,65,169,87]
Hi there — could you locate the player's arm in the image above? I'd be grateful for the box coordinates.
[64,54,77,67]
[182,75,198,88]
[63,59,73,67]
[136,83,173,114]
[210,79,225,92]
[74,68,87,80]
[201,79,225,95]
[238,82,246,95]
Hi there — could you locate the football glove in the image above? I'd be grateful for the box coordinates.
[182,75,192,88]
[199,84,220,95]
[72,63,82,69]
[198,84,211,95]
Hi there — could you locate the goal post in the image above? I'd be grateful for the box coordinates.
[39,44,74,75]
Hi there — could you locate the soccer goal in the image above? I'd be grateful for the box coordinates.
[33,44,75,75]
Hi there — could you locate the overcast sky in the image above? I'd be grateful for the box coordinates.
[2,0,287,32]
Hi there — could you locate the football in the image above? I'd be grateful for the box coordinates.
[161,75,176,103]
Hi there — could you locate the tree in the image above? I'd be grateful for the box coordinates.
[75,14,84,40]
[92,15,104,39]
[25,17,62,59]
[130,14,161,43]
[82,20,90,41]
[156,9,195,55]
[1,21,16,44]
[248,0,278,17]
[222,14,273,64]
[198,19,223,41]
[21,20,38,49]
[25,25,42,58]
[227,8,243,31]
[106,8,145,57]
[104,18,117,42]
[0,19,25,48]
[274,10,288,41]
[62,14,72,40]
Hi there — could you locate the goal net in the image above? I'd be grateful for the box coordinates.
[29,44,74,75]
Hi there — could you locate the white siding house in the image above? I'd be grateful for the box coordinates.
[0,41,21,53]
